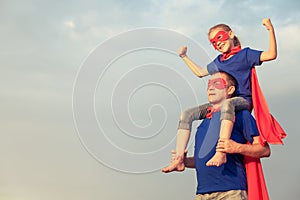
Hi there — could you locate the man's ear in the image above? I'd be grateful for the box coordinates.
[227,85,235,96]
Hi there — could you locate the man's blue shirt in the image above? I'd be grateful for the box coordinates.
[194,110,259,194]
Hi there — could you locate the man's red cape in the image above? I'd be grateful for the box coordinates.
[246,68,287,200]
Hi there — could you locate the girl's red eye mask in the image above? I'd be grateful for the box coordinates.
[210,31,229,49]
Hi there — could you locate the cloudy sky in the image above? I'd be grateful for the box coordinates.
[1,0,300,199]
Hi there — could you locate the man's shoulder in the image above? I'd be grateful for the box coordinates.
[236,109,252,116]
[235,110,255,122]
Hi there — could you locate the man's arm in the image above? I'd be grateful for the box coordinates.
[184,157,195,168]
[168,150,195,169]
[260,18,277,62]
[216,136,271,158]
[170,135,270,170]
[178,46,209,78]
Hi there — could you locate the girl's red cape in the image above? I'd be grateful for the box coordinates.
[246,68,286,200]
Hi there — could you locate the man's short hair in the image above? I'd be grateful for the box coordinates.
[222,71,237,87]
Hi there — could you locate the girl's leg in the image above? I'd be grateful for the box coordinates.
[206,97,251,167]
[162,103,210,172]
[176,103,211,156]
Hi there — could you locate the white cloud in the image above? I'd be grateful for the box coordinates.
[64,20,76,29]
[277,24,300,52]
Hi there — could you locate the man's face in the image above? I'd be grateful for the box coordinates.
[207,73,229,105]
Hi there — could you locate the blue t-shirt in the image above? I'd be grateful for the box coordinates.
[194,110,259,194]
[207,47,262,104]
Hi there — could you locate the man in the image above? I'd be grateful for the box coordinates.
[163,71,270,200]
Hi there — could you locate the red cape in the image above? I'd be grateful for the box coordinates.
[246,68,287,200]
[251,68,286,145]
[245,155,269,200]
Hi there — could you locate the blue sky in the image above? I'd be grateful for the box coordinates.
[1,0,300,199]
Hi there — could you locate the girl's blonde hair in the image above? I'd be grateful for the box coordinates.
[208,24,241,47]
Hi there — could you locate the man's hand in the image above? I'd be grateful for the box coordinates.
[262,18,274,31]
[217,137,271,158]
[178,46,187,58]
[216,138,241,154]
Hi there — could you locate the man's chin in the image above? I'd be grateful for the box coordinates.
[208,98,215,104]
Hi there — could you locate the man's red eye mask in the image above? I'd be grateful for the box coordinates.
[207,78,227,90]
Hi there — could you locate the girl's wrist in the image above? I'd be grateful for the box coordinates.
[179,54,187,58]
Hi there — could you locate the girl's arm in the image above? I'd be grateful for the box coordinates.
[260,18,277,62]
[178,46,209,78]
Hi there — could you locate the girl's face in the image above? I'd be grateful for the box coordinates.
[209,28,234,53]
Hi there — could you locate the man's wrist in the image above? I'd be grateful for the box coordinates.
[236,143,243,154]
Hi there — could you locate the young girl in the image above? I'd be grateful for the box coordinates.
[162,18,278,172]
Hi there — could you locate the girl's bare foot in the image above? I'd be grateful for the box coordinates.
[206,152,227,167]
[162,157,185,173]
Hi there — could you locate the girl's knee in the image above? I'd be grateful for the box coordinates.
[221,100,235,121]
[180,110,189,122]
[221,100,234,113]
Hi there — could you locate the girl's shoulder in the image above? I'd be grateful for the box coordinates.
[241,47,261,53]
[241,47,252,53]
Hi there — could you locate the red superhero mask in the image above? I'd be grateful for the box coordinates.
[207,78,227,90]
[210,30,229,49]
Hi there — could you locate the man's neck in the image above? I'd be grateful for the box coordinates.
[211,104,222,110]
